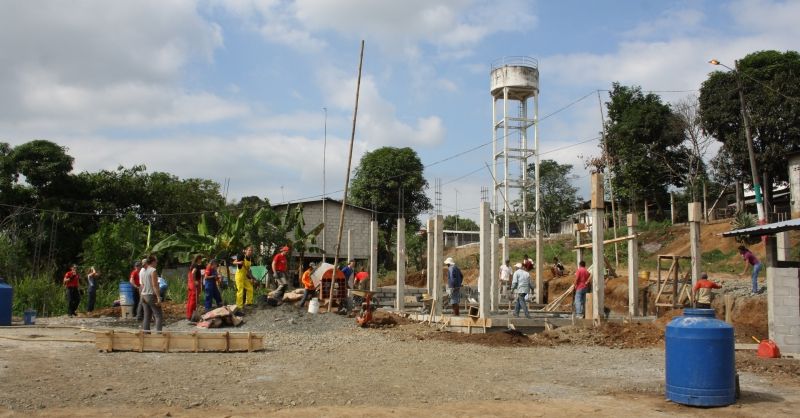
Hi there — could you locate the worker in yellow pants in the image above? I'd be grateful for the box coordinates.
[233,246,255,307]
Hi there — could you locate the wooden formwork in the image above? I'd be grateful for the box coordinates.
[93,330,265,353]
[654,255,693,314]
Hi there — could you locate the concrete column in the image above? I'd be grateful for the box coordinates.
[479,202,491,318]
[490,222,499,311]
[395,218,406,311]
[591,173,605,323]
[777,232,790,261]
[535,229,543,304]
[627,213,638,317]
[426,218,434,295]
[369,220,378,292]
[670,192,675,225]
[432,214,444,315]
[575,229,583,264]
[688,202,702,286]
[346,229,352,263]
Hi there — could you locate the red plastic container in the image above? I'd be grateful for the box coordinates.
[757,339,781,358]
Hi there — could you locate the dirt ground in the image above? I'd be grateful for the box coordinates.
[2,306,799,417]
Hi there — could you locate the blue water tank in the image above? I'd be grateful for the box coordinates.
[666,308,736,407]
[119,282,134,306]
[0,282,12,326]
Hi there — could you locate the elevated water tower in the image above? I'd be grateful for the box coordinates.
[490,56,542,302]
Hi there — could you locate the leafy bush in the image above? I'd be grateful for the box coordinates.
[81,213,148,284]
[731,211,760,245]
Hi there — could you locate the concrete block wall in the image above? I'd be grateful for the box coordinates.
[277,201,372,260]
[767,267,800,355]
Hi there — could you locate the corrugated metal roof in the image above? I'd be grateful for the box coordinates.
[722,218,800,237]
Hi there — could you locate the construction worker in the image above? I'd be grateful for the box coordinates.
[573,260,591,318]
[298,262,317,309]
[204,259,224,311]
[272,246,290,288]
[445,257,463,316]
[63,264,81,317]
[186,255,203,320]
[693,273,722,309]
[233,246,256,307]
[511,262,532,319]
[499,259,510,298]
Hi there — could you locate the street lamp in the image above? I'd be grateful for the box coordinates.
[709,58,766,224]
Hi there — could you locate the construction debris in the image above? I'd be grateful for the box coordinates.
[197,305,244,329]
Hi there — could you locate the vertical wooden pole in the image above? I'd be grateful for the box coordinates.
[327,40,364,311]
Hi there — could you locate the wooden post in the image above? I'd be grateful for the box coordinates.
[327,40,364,312]
[627,213,639,317]
[346,229,352,264]
[396,217,406,311]
[644,198,649,223]
[591,173,605,324]
[688,202,702,286]
[575,229,583,264]
[426,218,433,295]
[479,202,490,318]
[369,220,378,292]
[432,214,444,316]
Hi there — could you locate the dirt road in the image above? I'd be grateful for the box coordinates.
[1,308,798,417]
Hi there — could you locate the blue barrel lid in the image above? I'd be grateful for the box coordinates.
[683,308,716,318]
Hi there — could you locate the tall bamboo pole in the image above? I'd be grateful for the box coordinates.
[597,91,619,268]
[328,40,364,312]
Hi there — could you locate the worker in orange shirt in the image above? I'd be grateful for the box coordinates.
[693,273,722,309]
[298,263,317,309]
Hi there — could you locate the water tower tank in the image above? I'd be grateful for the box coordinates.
[490,56,539,99]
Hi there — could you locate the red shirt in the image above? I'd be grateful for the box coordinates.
[575,267,590,291]
[355,271,369,283]
[273,253,287,272]
[693,279,722,292]
[742,251,760,266]
[64,270,79,288]
[523,259,534,271]
[129,268,140,287]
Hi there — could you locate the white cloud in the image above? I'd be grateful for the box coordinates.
[318,68,446,148]
[0,0,239,134]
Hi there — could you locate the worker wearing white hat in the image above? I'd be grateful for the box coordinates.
[444,257,463,316]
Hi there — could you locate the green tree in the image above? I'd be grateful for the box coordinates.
[523,159,584,233]
[604,83,685,214]
[442,214,478,231]
[699,50,800,208]
[350,147,431,230]
[81,213,149,281]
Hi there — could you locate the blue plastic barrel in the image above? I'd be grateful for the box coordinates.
[0,282,11,326]
[666,308,736,406]
[23,309,37,325]
[119,282,134,306]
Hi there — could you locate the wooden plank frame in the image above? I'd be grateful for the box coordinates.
[94,330,265,353]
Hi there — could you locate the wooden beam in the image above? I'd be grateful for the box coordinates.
[94,330,265,353]
[573,234,639,249]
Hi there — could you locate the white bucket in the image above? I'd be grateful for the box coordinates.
[308,298,320,314]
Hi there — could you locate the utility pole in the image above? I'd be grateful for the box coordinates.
[734,59,766,224]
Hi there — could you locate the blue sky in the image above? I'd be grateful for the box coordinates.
[2,0,798,221]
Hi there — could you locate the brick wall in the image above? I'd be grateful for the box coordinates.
[275,201,373,261]
[767,267,800,355]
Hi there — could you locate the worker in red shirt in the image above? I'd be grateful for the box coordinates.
[129,260,143,320]
[693,273,722,309]
[573,260,591,318]
[272,246,290,288]
[63,264,81,317]
[355,269,369,290]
